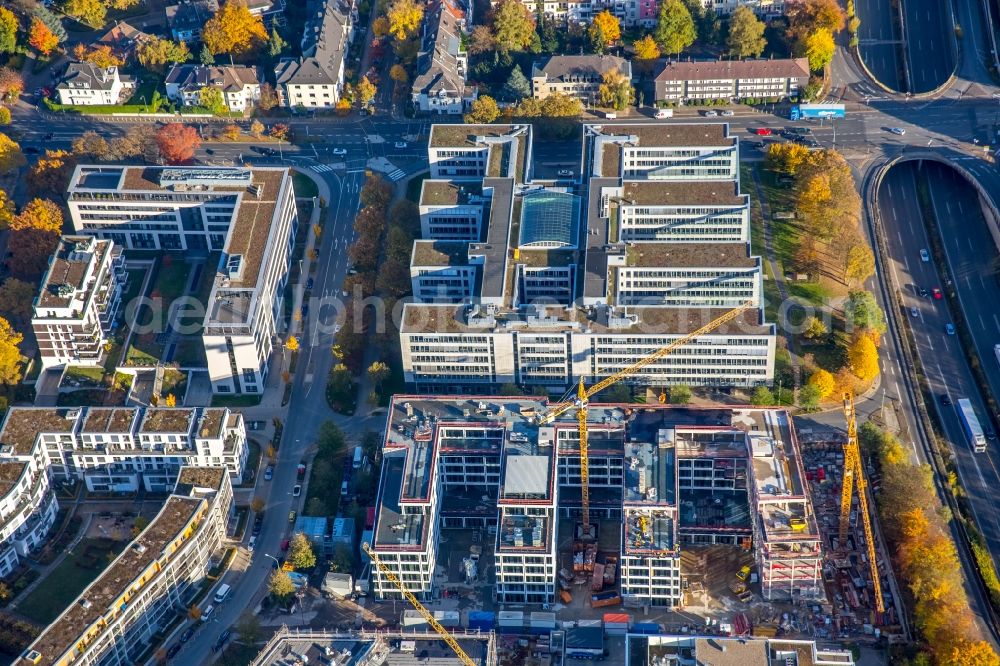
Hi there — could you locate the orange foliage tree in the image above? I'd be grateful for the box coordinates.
[29,17,59,56]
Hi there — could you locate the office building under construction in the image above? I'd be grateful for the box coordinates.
[369,396,822,608]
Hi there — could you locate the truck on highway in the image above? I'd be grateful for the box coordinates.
[789,103,846,120]
[958,398,987,452]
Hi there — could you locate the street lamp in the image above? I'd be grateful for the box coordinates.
[262,553,280,569]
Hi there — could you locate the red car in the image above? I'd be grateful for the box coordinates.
[751,128,773,136]
[932,288,943,300]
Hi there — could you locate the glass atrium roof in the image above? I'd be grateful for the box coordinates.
[518,190,580,248]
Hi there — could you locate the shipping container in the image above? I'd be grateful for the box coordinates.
[498,611,524,627]
[402,610,428,627]
[468,611,496,631]
[591,591,621,608]
[434,611,460,628]
[630,622,662,635]
[365,506,376,530]
[530,612,557,631]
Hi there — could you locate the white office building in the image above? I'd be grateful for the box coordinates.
[65,166,298,394]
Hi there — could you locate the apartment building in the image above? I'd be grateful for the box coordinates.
[401,122,773,394]
[530,55,632,105]
[16,466,232,666]
[55,62,133,106]
[411,0,477,114]
[65,165,298,394]
[627,634,854,666]
[370,396,823,608]
[504,0,657,27]
[32,236,126,369]
[654,58,810,103]
[165,64,261,112]
[0,406,248,490]
[274,0,354,109]
[698,0,786,15]
[0,459,60,578]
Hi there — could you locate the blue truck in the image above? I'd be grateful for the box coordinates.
[789,103,846,120]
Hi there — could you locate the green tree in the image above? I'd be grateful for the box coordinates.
[491,0,536,53]
[199,87,227,115]
[0,8,18,54]
[803,316,828,339]
[0,278,35,322]
[726,6,766,58]
[751,386,774,406]
[798,383,821,410]
[804,28,835,71]
[655,0,696,55]
[268,571,295,598]
[200,43,215,65]
[845,289,886,335]
[504,64,531,101]
[669,384,692,404]
[64,0,106,28]
[288,532,317,570]
[267,27,286,56]
[464,95,500,123]
[234,611,261,644]
[137,37,192,73]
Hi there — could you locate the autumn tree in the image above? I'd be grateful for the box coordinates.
[787,0,846,42]
[285,335,300,352]
[808,368,835,399]
[0,8,17,55]
[803,315,827,339]
[804,27,835,71]
[465,95,500,123]
[270,123,290,141]
[199,87,227,114]
[598,68,634,110]
[632,34,660,72]
[0,67,24,102]
[268,571,295,598]
[72,130,111,159]
[202,0,268,57]
[137,37,191,72]
[0,133,24,175]
[387,0,424,40]
[258,82,278,110]
[589,10,621,52]
[390,64,409,84]
[727,6,766,58]
[655,0,696,55]
[219,123,241,141]
[491,0,536,53]
[0,108,8,126]
[764,141,809,175]
[360,174,393,210]
[0,189,10,229]
[372,16,389,38]
[794,149,860,241]
[288,532,317,570]
[249,119,265,138]
[0,317,22,386]
[844,241,875,284]
[468,24,495,54]
[356,75,377,108]
[367,360,390,389]
[28,150,76,195]
[156,124,201,164]
[848,334,879,382]
[7,198,62,277]
[73,43,123,68]
[29,17,59,56]
[64,0,106,28]
[0,279,33,322]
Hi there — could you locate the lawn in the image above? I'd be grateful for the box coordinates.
[172,339,206,368]
[150,256,192,304]
[211,394,263,408]
[63,366,106,387]
[293,172,319,198]
[18,538,126,625]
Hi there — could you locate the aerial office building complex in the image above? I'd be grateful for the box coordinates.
[403,123,774,394]
[369,396,823,607]
[65,166,299,394]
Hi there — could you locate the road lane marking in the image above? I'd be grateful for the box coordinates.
[927,334,935,351]
[981,313,987,330]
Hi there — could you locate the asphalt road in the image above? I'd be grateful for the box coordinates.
[876,162,1000,635]
[902,0,956,93]
[856,0,905,90]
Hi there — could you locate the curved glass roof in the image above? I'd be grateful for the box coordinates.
[518,190,580,249]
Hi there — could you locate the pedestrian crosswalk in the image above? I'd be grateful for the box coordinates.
[387,168,406,181]
[310,164,335,173]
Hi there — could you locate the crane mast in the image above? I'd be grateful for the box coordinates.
[362,543,478,666]
[540,301,754,539]
[839,393,885,614]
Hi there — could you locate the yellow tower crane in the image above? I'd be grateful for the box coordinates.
[362,542,478,666]
[538,301,754,537]
[839,393,885,614]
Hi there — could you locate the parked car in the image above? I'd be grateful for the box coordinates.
[248,535,256,551]
[292,484,301,497]
[213,630,232,652]
[557,169,573,177]
[288,510,296,523]
[720,110,735,117]
[264,465,273,481]
[751,128,772,136]
[166,643,181,658]
[888,127,906,135]
[306,277,314,290]
[701,110,718,117]
[179,628,194,643]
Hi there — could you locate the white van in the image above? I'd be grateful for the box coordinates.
[201,604,215,622]
[603,111,617,120]
[655,109,673,119]
[248,536,256,552]
[214,584,231,604]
